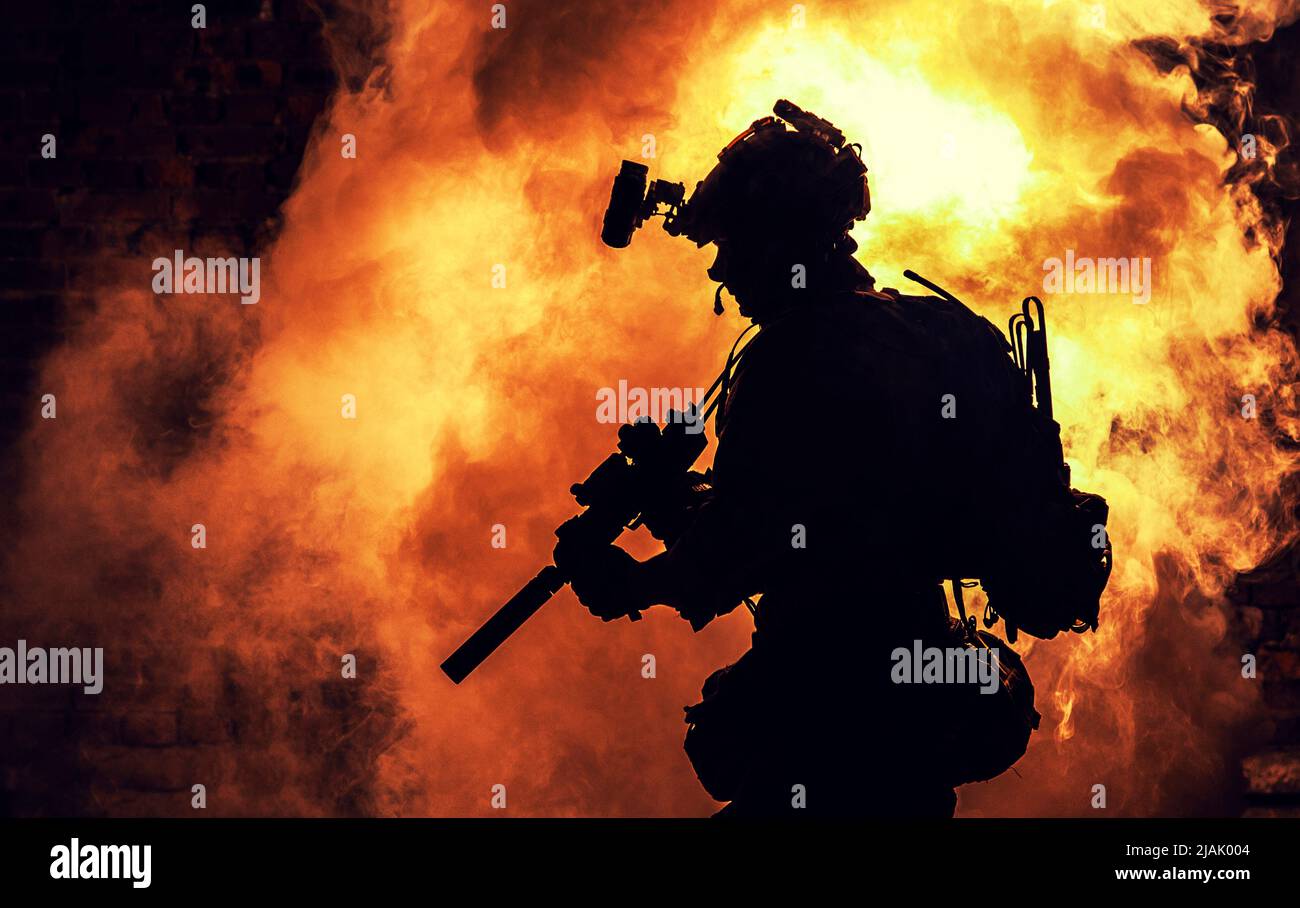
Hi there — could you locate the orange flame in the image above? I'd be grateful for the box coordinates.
[7,0,1300,816]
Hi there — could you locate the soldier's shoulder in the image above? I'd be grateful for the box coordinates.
[846,288,1014,355]
[818,288,948,343]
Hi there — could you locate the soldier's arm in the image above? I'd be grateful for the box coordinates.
[637,358,806,627]
[636,496,772,629]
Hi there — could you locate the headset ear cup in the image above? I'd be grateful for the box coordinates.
[822,150,870,226]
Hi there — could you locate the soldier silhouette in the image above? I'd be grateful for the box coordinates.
[552,101,1111,817]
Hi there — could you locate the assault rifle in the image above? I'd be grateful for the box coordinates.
[440,386,724,684]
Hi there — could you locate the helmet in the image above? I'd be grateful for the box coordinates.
[671,100,872,250]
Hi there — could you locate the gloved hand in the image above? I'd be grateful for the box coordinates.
[553,541,651,622]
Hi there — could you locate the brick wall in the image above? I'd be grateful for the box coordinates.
[0,0,390,817]
[0,0,337,457]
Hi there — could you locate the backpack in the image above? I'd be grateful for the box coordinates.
[905,274,1114,641]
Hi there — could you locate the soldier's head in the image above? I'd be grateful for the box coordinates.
[673,101,872,320]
